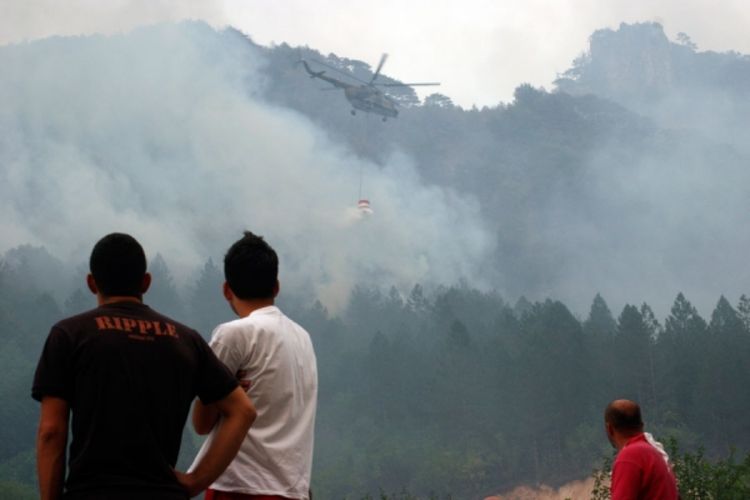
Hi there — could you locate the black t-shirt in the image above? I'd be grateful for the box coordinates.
[32,301,238,498]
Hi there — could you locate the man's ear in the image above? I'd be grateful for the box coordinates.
[605,422,614,439]
[141,273,151,295]
[272,280,280,299]
[86,274,98,295]
[223,281,233,301]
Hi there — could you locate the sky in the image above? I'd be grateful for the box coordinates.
[2,0,749,108]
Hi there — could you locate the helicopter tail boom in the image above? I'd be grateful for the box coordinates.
[300,60,351,89]
[301,61,324,78]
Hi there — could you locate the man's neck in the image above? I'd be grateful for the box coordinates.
[234,298,275,318]
[618,431,644,449]
[98,295,142,306]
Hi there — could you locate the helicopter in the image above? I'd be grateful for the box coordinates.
[299,53,440,121]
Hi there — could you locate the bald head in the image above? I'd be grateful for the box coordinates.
[605,399,644,435]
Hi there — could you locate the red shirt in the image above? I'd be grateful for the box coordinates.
[611,433,679,500]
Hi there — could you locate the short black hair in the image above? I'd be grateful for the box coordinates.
[89,233,147,297]
[224,231,278,300]
[605,400,644,433]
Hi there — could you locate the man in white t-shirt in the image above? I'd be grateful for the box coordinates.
[190,231,318,500]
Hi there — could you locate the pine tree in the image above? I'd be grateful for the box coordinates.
[615,305,652,405]
[63,288,93,316]
[147,254,185,320]
[700,296,750,450]
[640,303,662,340]
[661,293,707,429]
[736,294,750,332]
[187,258,227,338]
[664,292,707,339]
[584,293,617,337]
[709,295,744,337]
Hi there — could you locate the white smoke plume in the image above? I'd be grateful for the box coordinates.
[486,476,596,500]
[0,22,495,310]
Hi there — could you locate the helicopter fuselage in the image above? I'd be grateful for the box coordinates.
[344,86,398,118]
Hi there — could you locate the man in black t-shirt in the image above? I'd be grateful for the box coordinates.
[33,233,256,500]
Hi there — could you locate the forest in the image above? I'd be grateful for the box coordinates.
[2,247,750,498]
[2,19,750,499]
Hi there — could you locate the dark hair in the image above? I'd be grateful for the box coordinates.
[605,400,644,433]
[224,231,278,300]
[89,233,147,297]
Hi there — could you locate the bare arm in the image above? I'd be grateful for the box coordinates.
[192,398,221,436]
[36,397,69,500]
[177,387,255,497]
[193,370,251,435]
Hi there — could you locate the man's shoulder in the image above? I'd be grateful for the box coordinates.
[218,306,284,333]
[267,306,311,333]
[95,302,206,343]
[143,307,199,334]
[211,315,261,345]
[53,307,100,328]
[216,314,259,331]
[213,307,312,343]
[617,436,661,464]
[268,308,314,347]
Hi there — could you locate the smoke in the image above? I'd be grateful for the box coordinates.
[0,22,495,310]
[486,476,595,500]
[0,0,228,45]
[536,107,750,318]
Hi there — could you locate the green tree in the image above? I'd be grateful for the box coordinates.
[640,303,662,340]
[710,295,744,337]
[147,254,185,320]
[736,294,750,333]
[423,93,454,108]
[699,297,750,451]
[664,293,707,338]
[660,293,707,431]
[516,300,592,484]
[64,288,93,315]
[614,305,653,407]
[187,257,227,338]
[584,293,617,338]
[406,284,429,314]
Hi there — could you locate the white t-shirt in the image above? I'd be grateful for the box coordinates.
[191,306,318,499]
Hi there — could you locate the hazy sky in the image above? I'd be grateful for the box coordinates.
[2,0,748,107]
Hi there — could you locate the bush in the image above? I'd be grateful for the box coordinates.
[591,438,750,499]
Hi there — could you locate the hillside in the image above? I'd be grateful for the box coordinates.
[252,24,750,314]
[555,22,750,122]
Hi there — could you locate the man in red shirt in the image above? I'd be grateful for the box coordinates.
[605,399,679,500]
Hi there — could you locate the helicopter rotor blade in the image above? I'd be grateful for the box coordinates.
[369,53,388,85]
[307,58,372,85]
[377,82,441,87]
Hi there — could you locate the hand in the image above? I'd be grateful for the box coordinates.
[173,470,202,498]
[236,369,252,391]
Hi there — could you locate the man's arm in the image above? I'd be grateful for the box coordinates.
[193,370,252,435]
[36,397,69,500]
[176,387,255,497]
[611,459,642,500]
[192,398,221,435]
